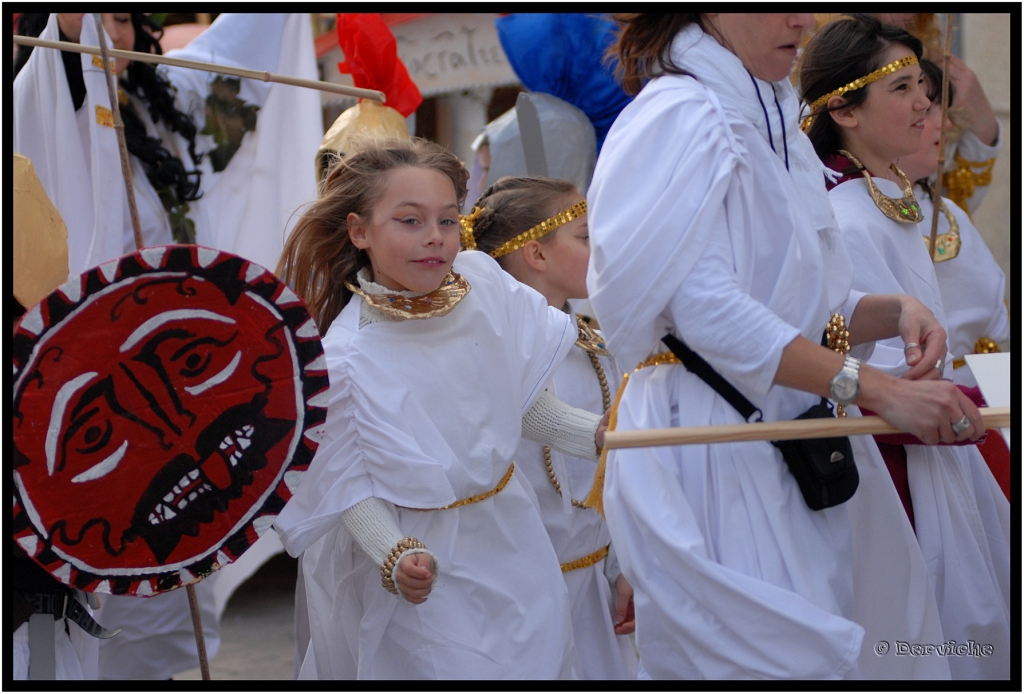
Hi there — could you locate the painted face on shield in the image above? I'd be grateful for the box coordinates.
[14,273,299,569]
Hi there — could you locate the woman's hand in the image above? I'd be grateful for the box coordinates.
[613,574,636,635]
[948,54,999,147]
[394,552,434,605]
[858,367,984,445]
[896,296,948,381]
[56,14,86,43]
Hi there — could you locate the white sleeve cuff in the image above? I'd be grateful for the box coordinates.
[340,496,404,566]
[522,391,602,462]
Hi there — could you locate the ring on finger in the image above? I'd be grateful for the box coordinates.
[935,359,944,373]
[904,342,920,350]
[951,414,971,436]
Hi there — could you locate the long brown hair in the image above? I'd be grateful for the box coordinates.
[277,136,469,335]
[609,13,703,95]
[467,177,580,266]
[799,14,923,161]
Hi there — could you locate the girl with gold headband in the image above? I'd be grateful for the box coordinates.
[801,14,1010,680]
[810,13,1003,216]
[586,12,985,680]
[897,59,1010,502]
[273,137,615,679]
[464,177,638,680]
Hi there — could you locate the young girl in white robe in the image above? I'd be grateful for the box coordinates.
[896,58,1010,501]
[586,13,986,680]
[273,137,609,679]
[800,15,1010,679]
[464,176,638,680]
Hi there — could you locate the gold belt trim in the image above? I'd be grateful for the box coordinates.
[560,544,609,573]
[401,463,515,511]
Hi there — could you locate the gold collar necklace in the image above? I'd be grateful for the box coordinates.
[921,185,961,262]
[840,149,923,224]
[345,270,471,320]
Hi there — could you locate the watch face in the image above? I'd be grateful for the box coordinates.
[832,373,859,403]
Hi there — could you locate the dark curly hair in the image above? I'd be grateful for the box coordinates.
[15,14,202,211]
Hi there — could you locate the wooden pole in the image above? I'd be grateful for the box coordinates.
[186,583,212,680]
[927,13,955,259]
[603,406,1010,450]
[13,34,386,103]
[93,14,144,252]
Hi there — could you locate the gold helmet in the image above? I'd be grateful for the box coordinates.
[315,100,410,184]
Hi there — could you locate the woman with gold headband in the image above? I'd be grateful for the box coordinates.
[801,16,1010,680]
[585,13,986,679]
[465,177,638,680]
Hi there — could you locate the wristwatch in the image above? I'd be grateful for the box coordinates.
[829,355,861,406]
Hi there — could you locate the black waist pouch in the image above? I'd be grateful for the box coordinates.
[769,398,858,510]
[662,334,858,511]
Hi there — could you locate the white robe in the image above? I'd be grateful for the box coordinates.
[587,24,948,680]
[829,177,1012,680]
[12,14,320,680]
[514,338,638,680]
[12,13,321,276]
[912,191,1010,387]
[276,251,580,679]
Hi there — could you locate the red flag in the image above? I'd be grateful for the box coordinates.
[336,13,423,117]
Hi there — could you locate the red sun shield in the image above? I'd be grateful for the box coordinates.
[13,246,329,597]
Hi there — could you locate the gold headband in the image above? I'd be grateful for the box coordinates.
[489,200,588,259]
[800,55,919,132]
[460,206,484,250]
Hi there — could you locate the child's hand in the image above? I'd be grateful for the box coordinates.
[595,409,611,452]
[613,574,635,635]
[395,552,434,604]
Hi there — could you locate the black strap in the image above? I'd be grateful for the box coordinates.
[662,334,763,423]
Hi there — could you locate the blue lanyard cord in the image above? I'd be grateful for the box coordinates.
[748,70,790,172]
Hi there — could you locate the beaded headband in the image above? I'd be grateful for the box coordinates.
[800,55,919,132]
[460,206,484,250]
[488,200,588,259]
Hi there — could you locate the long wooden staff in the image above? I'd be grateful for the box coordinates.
[604,406,1010,450]
[93,15,144,252]
[927,13,955,259]
[13,34,386,103]
[91,14,215,680]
